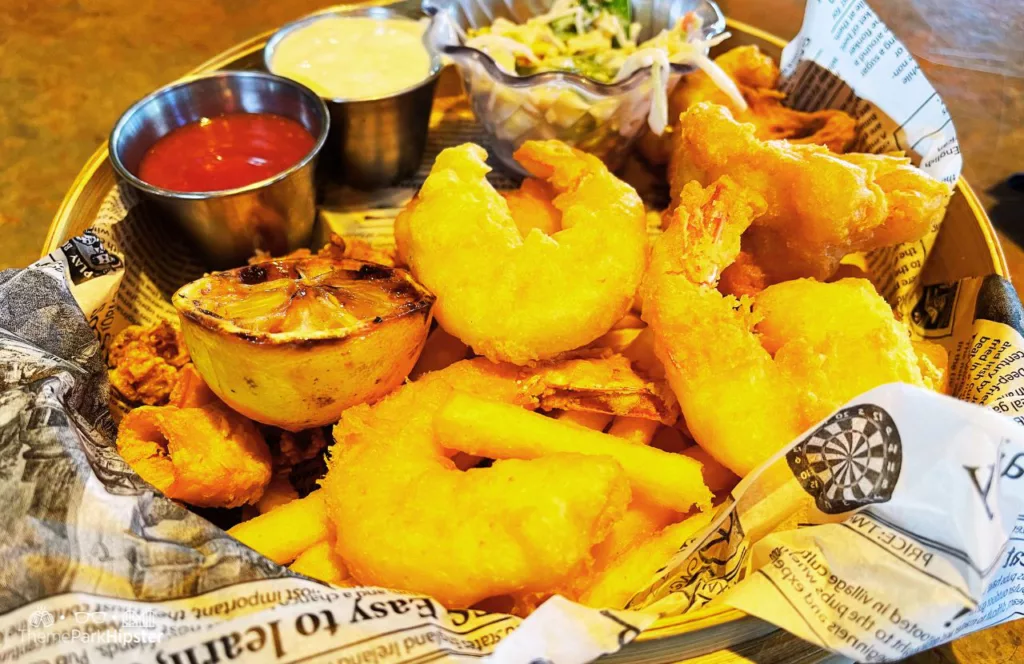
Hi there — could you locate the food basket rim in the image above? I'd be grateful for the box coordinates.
[38,6,1010,652]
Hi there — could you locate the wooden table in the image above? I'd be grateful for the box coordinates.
[0,0,1021,661]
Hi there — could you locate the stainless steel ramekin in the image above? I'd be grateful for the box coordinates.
[109,71,330,268]
[264,6,442,190]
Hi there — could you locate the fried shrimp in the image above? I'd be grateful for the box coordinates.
[116,404,272,508]
[670,103,953,282]
[636,45,856,165]
[322,357,638,607]
[502,178,562,237]
[672,45,856,153]
[642,177,936,476]
[394,141,647,364]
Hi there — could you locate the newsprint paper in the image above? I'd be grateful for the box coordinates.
[1,1,1022,662]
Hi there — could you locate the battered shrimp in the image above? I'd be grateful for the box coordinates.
[670,103,952,282]
[502,178,562,237]
[395,141,648,365]
[322,357,637,607]
[641,177,935,477]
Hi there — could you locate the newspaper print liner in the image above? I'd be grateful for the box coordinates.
[6,0,1024,662]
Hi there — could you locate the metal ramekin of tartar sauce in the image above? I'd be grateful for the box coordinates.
[265,6,443,190]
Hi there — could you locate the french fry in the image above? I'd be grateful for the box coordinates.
[410,327,469,379]
[227,491,328,564]
[607,416,659,445]
[555,409,613,431]
[681,445,740,493]
[289,540,350,585]
[256,474,299,514]
[436,394,711,512]
[578,511,715,609]
[737,463,813,542]
[588,498,676,574]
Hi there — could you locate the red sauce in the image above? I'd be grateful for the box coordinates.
[137,113,316,192]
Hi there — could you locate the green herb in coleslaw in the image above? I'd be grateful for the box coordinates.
[464,0,746,134]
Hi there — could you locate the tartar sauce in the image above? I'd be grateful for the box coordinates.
[271,16,433,101]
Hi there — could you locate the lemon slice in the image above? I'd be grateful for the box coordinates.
[173,257,435,431]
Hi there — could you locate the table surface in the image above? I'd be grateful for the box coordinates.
[1,0,1022,661]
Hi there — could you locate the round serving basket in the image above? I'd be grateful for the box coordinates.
[42,4,1008,663]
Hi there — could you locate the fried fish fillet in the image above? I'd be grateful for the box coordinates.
[670,103,953,282]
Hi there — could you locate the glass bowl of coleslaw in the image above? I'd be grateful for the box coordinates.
[423,0,731,174]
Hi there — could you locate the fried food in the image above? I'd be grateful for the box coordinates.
[577,511,715,609]
[675,46,856,152]
[434,394,711,513]
[256,474,299,514]
[227,492,329,564]
[322,358,639,607]
[174,256,434,430]
[327,446,628,607]
[267,427,330,471]
[913,340,949,394]
[410,326,470,380]
[670,103,953,282]
[622,327,665,381]
[290,541,351,585]
[718,250,769,298]
[251,233,397,268]
[319,234,398,267]
[108,321,190,405]
[116,404,272,508]
[586,328,645,354]
[395,140,647,364]
[168,364,219,408]
[642,177,934,476]
[637,45,857,165]
[569,497,678,602]
[502,178,562,236]
[651,424,692,454]
[607,416,660,445]
[682,445,739,493]
[614,313,644,330]
[556,409,613,432]
[525,353,676,422]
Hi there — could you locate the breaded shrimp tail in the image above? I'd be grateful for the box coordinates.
[670,103,953,283]
[643,178,934,477]
[395,141,647,365]
[642,179,799,476]
[636,45,856,165]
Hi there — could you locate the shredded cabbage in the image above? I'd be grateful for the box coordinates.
[464,0,746,133]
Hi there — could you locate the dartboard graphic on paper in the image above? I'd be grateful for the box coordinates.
[786,404,902,514]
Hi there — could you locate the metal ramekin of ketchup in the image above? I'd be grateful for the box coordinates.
[109,71,330,268]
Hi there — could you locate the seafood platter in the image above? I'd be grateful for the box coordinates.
[31,0,1024,661]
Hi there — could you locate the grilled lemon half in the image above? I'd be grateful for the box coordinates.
[173,257,435,431]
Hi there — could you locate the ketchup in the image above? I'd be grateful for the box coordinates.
[137,113,316,192]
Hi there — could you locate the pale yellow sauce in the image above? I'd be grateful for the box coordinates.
[271,16,432,100]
